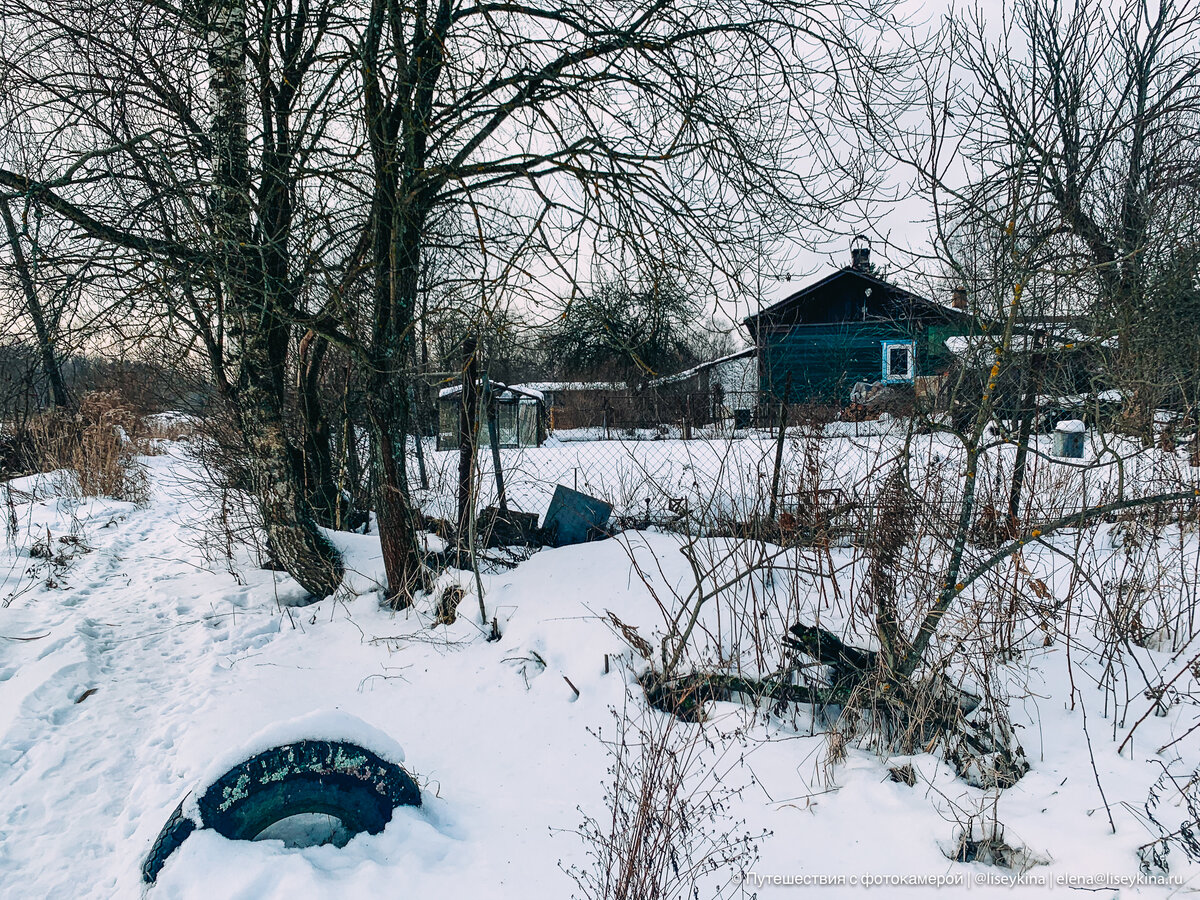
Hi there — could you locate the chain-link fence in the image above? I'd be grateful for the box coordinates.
[542,388,763,440]
[409,390,1200,556]
[413,406,923,549]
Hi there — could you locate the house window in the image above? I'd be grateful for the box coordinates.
[882,340,915,383]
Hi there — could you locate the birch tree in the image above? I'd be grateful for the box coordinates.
[0,0,354,595]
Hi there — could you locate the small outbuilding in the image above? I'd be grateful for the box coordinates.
[436,381,546,450]
[647,347,758,427]
[518,381,629,432]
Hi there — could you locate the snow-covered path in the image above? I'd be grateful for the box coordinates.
[0,454,633,898]
[0,463,298,897]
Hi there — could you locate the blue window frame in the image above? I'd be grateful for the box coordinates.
[881,340,915,383]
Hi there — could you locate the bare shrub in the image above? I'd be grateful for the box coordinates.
[142,413,202,445]
[0,427,34,479]
[1139,760,1200,877]
[175,406,268,581]
[561,696,766,900]
[944,814,1045,872]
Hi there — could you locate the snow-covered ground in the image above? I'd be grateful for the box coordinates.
[1,440,1199,898]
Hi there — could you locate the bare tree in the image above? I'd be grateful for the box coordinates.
[0,0,362,596]
[543,265,705,384]
[884,0,1200,437]
[283,0,900,603]
[838,0,1200,708]
[0,198,72,408]
[623,0,1200,768]
[0,0,898,605]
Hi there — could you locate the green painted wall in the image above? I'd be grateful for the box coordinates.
[762,320,969,402]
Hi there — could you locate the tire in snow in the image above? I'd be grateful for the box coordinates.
[142,739,421,884]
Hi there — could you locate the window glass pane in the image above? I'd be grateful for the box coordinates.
[517,401,538,446]
[498,403,518,445]
[888,346,910,376]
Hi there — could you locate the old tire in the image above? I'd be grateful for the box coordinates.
[142,739,420,884]
[141,799,196,885]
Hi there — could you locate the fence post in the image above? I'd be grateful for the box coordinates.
[408,382,429,491]
[457,337,479,549]
[482,373,509,516]
[409,337,430,490]
[767,375,792,522]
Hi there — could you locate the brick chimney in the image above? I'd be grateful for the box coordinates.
[850,234,871,273]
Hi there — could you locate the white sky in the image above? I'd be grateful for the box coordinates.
[731,0,1016,327]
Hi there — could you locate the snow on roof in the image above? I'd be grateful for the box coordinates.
[1056,419,1086,433]
[437,381,543,402]
[646,348,755,388]
[520,382,627,392]
[945,330,1114,358]
[507,384,544,401]
[743,265,967,325]
[1037,389,1123,407]
[648,366,704,387]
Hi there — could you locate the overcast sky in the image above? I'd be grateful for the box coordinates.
[721,0,975,331]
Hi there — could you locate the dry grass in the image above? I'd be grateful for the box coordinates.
[24,391,150,504]
[141,413,202,445]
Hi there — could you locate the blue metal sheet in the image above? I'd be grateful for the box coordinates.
[543,485,613,546]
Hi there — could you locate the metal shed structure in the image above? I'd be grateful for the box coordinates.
[436,381,545,450]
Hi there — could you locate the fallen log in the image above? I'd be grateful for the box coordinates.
[643,671,853,722]
[641,622,1025,787]
[783,623,878,695]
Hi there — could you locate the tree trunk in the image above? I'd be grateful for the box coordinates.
[236,398,344,596]
[361,161,424,605]
[0,200,68,408]
[1007,333,1046,533]
[297,330,343,526]
[484,377,508,516]
[409,336,429,490]
[368,403,423,607]
[354,0,459,602]
[208,0,342,598]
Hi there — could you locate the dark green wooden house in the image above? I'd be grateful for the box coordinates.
[744,238,973,405]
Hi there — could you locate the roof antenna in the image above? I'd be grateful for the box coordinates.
[850,234,872,273]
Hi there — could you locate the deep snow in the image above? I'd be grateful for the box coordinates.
[1,444,1198,898]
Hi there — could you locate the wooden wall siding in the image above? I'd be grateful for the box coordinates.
[761,319,971,403]
[925,323,968,372]
[762,321,921,402]
[745,263,978,405]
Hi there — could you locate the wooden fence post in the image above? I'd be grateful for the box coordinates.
[482,374,509,516]
[767,374,792,522]
[457,337,479,548]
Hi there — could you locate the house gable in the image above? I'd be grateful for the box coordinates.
[744,267,966,334]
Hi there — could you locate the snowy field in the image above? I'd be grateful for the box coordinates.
[1,433,1199,898]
